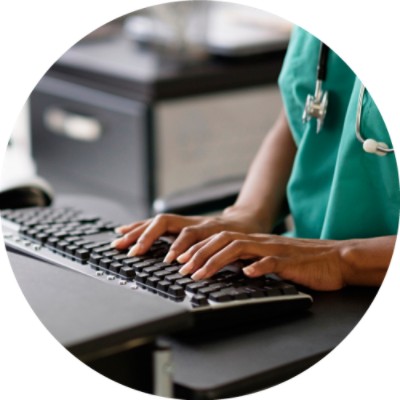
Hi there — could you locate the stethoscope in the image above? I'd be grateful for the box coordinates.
[303,42,394,156]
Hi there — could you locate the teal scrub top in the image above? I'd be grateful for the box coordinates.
[278,27,400,240]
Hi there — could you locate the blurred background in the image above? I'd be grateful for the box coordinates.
[2,0,292,219]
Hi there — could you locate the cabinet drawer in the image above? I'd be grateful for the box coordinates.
[31,76,151,209]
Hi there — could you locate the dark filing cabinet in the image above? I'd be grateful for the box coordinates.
[31,76,149,213]
[30,21,286,218]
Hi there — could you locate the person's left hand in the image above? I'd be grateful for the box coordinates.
[176,232,349,291]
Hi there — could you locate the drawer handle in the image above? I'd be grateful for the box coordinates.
[43,107,102,142]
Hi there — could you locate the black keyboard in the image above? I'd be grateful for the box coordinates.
[1,206,313,330]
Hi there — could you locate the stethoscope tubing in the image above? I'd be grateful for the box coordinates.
[355,84,394,154]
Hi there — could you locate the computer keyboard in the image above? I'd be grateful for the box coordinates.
[1,206,313,330]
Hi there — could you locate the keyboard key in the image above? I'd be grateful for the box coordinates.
[103,250,120,258]
[65,236,82,244]
[72,214,99,223]
[24,220,40,228]
[82,242,99,250]
[243,287,264,298]
[176,277,194,287]
[277,283,298,295]
[43,227,58,235]
[165,265,180,273]
[99,258,113,270]
[165,273,183,282]
[209,291,232,302]
[19,226,30,235]
[82,228,100,236]
[35,232,50,243]
[135,272,149,284]
[84,242,108,251]
[152,262,169,269]
[113,254,129,263]
[46,237,59,248]
[156,280,171,292]
[26,228,39,238]
[74,239,92,247]
[53,231,70,240]
[154,270,171,279]
[134,260,158,270]
[75,248,90,263]
[186,281,209,294]
[191,294,208,306]
[246,278,265,288]
[146,276,161,288]
[89,253,103,266]
[228,287,249,300]
[109,262,123,274]
[103,222,120,230]
[93,245,113,254]
[122,257,142,267]
[143,265,164,274]
[263,286,282,297]
[168,285,185,298]
[120,266,135,279]
[66,244,79,256]
[56,240,69,252]
[199,284,227,296]
[67,230,85,237]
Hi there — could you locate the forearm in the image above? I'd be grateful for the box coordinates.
[340,235,396,287]
[224,109,296,232]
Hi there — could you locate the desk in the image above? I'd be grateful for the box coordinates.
[165,287,377,399]
[5,197,377,398]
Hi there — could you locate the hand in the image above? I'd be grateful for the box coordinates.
[177,232,349,291]
[111,210,264,262]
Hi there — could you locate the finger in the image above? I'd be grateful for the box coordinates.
[128,216,171,256]
[111,223,149,250]
[115,220,147,235]
[242,256,282,278]
[177,237,218,275]
[132,214,196,257]
[179,232,247,276]
[164,222,219,263]
[191,239,260,281]
[176,237,211,265]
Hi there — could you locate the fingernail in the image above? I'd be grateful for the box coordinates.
[177,253,189,264]
[179,262,193,276]
[114,227,123,234]
[164,251,177,264]
[243,266,255,276]
[191,270,205,281]
[110,239,120,248]
[128,243,143,257]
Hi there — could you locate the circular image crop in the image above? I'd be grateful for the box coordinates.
[1,1,398,399]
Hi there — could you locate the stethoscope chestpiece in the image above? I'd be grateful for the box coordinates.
[302,80,328,133]
[303,42,329,134]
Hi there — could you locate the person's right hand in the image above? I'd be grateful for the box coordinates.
[111,210,264,264]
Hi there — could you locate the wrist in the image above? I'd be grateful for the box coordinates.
[338,238,390,287]
[337,240,357,286]
[222,204,273,233]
